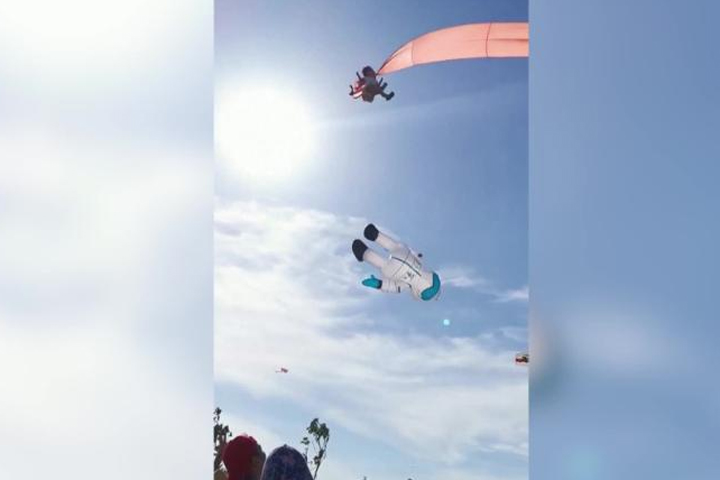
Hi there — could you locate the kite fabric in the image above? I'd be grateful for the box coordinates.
[377,22,529,75]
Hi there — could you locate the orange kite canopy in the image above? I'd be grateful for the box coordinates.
[377,22,529,75]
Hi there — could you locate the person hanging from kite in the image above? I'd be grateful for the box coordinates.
[350,22,529,102]
[349,66,395,102]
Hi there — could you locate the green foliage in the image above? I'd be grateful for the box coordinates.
[300,418,330,479]
[213,408,233,471]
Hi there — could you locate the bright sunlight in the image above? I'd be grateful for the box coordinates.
[216,87,315,185]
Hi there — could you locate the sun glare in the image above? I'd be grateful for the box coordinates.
[216,87,315,184]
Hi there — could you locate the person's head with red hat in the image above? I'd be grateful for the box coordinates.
[222,434,266,480]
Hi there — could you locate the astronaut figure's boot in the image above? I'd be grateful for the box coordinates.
[352,239,368,262]
[352,239,387,270]
[363,223,401,252]
[363,224,380,241]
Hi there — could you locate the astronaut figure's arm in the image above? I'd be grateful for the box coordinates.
[361,275,406,294]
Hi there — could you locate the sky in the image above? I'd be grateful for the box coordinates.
[215,1,528,480]
[530,0,720,479]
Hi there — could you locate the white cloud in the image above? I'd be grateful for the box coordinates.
[0,321,208,480]
[498,326,529,344]
[0,0,208,85]
[439,266,528,304]
[440,266,494,290]
[215,201,528,474]
[0,4,212,478]
[495,286,530,303]
[0,129,209,326]
[0,130,211,480]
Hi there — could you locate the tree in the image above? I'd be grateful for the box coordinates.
[213,408,233,471]
[300,418,330,479]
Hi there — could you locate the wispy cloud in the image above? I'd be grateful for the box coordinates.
[0,129,211,480]
[215,201,527,474]
[495,286,529,303]
[440,266,494,290]
[439,266,528,304]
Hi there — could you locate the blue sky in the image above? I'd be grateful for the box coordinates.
[215,1,528,479]
[530,1,720,479]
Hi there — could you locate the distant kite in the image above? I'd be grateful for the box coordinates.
[275,368,289,374]
[515,352,529,365]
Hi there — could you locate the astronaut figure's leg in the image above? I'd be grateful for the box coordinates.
[363,223,402,252]
[352,239,387,270]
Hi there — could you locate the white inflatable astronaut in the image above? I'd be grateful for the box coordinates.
[352,223,442,301]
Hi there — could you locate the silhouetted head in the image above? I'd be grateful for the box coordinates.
[222,435,266,480]
[261,445,312,480]
[362,66,376,77]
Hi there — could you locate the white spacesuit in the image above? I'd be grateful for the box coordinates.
[352,223,441,301]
